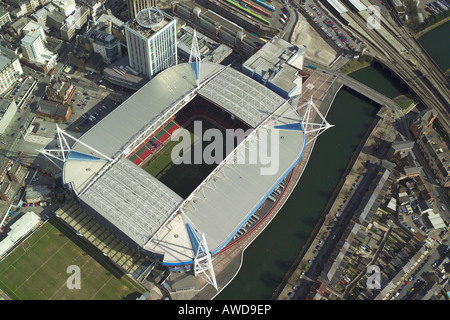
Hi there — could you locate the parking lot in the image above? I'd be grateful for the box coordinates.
[300,0,362,55]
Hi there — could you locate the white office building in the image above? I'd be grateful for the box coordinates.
[125,7,177,79]
[20,21,57,68]
[0,7,12,28]
[0,51,23,95]
[21,21,46,60]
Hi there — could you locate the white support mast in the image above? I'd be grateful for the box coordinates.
[189,30,202,88]
[181,211,218,291]
[298,96,334,144]
[37,125,112,168]
[193,232,218,291]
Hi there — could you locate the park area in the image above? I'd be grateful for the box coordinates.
[0,218,145,300]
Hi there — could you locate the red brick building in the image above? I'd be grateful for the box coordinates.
[36,100,72,121]
[45,75,77,105]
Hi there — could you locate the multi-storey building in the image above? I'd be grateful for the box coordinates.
[0,7,12,28]
[124,7,176,79]
[20,21,57,69]
[0,51,23,95]
[91,31,122,64]
[0,99,18,134]
[96,12,126,43]
[8,162,27,185]
[46,1,89,41]
[6,0,39,16]
[52,0,76,17]
[76,0,106,18]
[21,21,47,60]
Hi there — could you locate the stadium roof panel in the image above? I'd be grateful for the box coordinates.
[79,158,183,246]
[198,68,286,128]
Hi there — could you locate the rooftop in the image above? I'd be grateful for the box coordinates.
[37,100,70,117]
[243,37,304,97]
[0,55,13,70]
[103,55,149,90]
[0,212,40,257]
[96,12,124,28]
[125,7,174,39]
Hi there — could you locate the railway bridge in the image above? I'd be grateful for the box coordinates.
[341,11,450,132]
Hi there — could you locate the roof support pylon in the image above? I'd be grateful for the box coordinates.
[193,232,218,291]
[37,125,112,168]
[298,96,334,145]
[180,211,218,291]
[189,30,202,88]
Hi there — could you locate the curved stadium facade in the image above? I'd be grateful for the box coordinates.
[62,62,306,270]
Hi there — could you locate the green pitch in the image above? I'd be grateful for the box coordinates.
[0,218,145,300]
[143,119,226,198]
[144,130,196,179]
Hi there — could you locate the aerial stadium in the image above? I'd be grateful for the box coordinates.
[41,32,332,293]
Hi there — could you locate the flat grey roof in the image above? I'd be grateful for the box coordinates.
[327,0,348,13]
[348,0,367,11]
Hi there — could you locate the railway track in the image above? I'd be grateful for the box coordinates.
[343,11,450,131]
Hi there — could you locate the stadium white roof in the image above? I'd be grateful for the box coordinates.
[79,158,183,246]
[327,0,348,13]
[198,68,286,128]
[62,62,306,265]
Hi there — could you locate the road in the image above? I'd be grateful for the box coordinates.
[301,59,403,116]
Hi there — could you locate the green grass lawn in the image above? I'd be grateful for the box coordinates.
[341,55,374,74]
[0,218,145,300]
[392,94,415,110]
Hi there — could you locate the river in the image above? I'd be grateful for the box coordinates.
[215,21,449,300]
[417,21,450,73]
[216,88,379,300]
